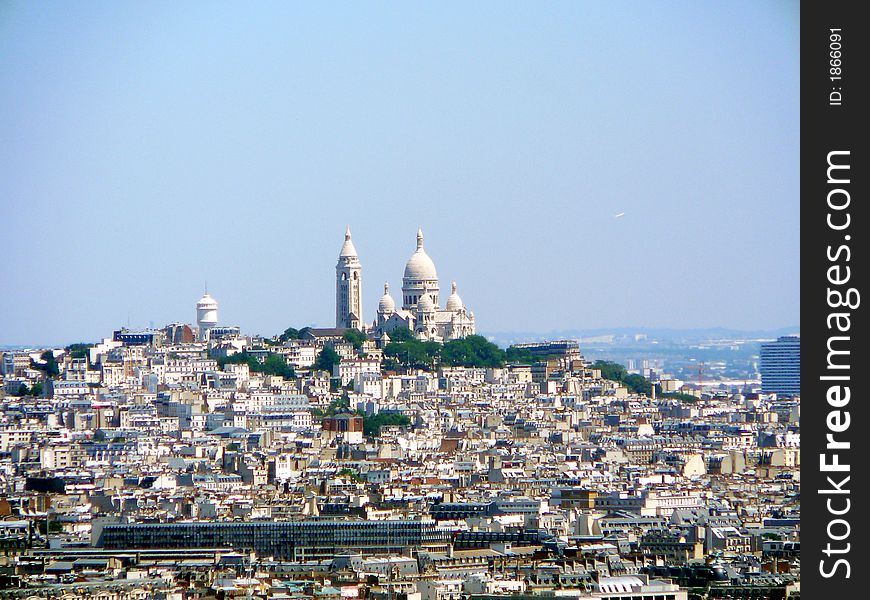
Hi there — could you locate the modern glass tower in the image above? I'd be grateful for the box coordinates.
[759,336,800,396]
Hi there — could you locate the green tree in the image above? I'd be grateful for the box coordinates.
[315,347,341,373]
[279,327,305,342]
[36,351,60,378]
[658,389,700,403]
[386,327,415,343]
[504,346,536,364]
[313,397,351,417]
[65,343,93,360]
[259,354,296,379]
[14,383,29,397]
[218,351,295,378]
[441,335,505,368]
[423,341,441,359]
[337,467,365,483]
[384,339,433,370]
[592,360,653,395]
[343,328,367,350]
[363,412,412,437]
[29,381,44,397]
[593,360,628,381]
[218,352,259,370]
[38,520,63,534]
[622,373,653,396]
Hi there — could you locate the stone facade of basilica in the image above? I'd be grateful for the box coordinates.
[335,228,475,342]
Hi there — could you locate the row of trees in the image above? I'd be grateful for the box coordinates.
[361,411,412,437]
[592,360,653,395]
[310,395,412,438]
[65,343,93,360]
[217,352,297,379]
[275,326,365,350]
[219,325,357,378]
[268,326,558,372]
[383,329,523,371]
[591,359,698,401]
[270,326,552,372]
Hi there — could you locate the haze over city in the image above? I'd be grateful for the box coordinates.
[0,1,799,346]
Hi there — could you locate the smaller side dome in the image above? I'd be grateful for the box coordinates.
[417,293,436,313]
[445,281,464,311]
[378,282,396,314]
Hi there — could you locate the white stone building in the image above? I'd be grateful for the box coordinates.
[336,227,363,329]
[334,228,475,342]
[196,290,219,341]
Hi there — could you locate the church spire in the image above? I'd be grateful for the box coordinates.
[339,226,358,258]
[416,228,424,250]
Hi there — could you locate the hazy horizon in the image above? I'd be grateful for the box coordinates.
[1,1,799,346]
[2,324,802,351]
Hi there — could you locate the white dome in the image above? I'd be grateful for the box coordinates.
[417,293,435,312]
[445,282,464,311]
[197,293,218,309]
[339,226,358,258]
[403,229,438,281]
[378,283,396,314]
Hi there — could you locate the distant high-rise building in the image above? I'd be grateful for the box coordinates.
[759,336,800,396]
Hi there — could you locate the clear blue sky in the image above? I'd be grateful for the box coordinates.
[0,1,799,346]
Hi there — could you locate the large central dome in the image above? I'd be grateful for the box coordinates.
[403,229,438,281]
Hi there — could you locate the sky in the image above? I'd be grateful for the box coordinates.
[0,1,800,346]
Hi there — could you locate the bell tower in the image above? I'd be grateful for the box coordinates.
[336,227,363,329]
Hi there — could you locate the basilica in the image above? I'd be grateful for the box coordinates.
[335,228,475,342]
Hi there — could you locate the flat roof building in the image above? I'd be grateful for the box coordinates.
[759,336,800,396]
[98,519,451,560]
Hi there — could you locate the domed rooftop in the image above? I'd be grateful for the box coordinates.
[378,282,396,314]
[339,226,358,258]
[197,292,218,309]
[445,282,464,311]
[417,293,436,312]
[403,229,438,281]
